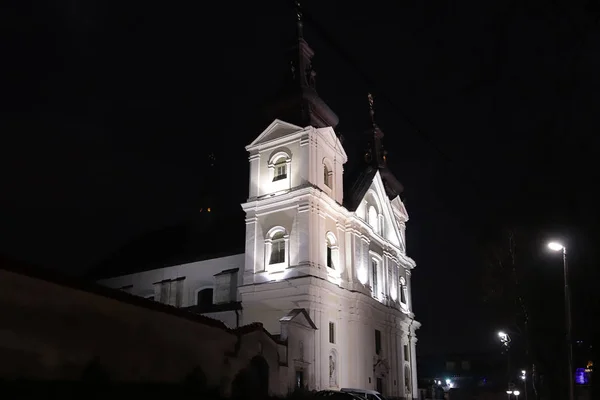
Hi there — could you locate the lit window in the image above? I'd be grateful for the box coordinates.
[270,231,286,264]
[273,159,287,181]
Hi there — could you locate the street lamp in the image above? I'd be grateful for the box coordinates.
[514,390,520,399]
[520,370,528,400]
[498,331,511,347]
[547,241,574,400]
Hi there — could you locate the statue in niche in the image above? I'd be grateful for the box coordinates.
[329,353,337,387]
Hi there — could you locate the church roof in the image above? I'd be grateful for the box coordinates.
[279,308,318,329]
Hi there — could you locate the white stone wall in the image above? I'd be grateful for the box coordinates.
[242,119,420,397]
[98,254,244,307]
[97,117,421,398]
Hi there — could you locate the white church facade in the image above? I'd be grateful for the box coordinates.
[98,5,420,399]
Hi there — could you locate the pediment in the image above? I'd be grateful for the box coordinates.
[279,308,317,330]
[315,127,348,163]
[356,171,404,249]
[391,196,409,223]
[246,119,304,150]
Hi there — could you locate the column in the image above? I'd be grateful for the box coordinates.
[248,153,260,198]
[244,216,259,284]
[410,333,418,399]
[297,202,310,266]
[406,270,413,312]
[318,210,326,268]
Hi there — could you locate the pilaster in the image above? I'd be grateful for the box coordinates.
[244,216,259,284]
[248,153,260,198]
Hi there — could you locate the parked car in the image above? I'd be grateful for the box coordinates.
[340,388,387,400]
[314,390,365,400]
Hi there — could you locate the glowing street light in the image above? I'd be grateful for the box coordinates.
[547,241,564,251]
[547,240,574,400]
[514,390,520,399]
[498,331,511,347]
[506,390,513,399]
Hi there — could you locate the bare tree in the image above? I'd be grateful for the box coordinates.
[482,227,539,398]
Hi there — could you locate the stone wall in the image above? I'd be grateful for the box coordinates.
[0,266,284,396]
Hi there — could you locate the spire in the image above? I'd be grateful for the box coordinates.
[365,93,386,168]
[264,1,339,129]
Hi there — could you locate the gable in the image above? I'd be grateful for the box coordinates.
[391,196,409,223]
[315,127,348,163]
[355,171,403,248]
[246,119,304,150]
[279,308,317,330]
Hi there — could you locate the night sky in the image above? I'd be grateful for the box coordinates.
[3,0,599,356]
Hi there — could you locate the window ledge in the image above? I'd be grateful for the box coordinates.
[326,267,341,279]
[267,262,287,274]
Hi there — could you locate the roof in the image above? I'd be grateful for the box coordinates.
[0,255,287,348]
[279,308,318,329]
[0,254,229,332]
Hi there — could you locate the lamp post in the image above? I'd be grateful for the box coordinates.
[520,370,528,400]
[514,390,520,399]
[498,331,512,388]
[506,390,513,399]
[547,241,574,400]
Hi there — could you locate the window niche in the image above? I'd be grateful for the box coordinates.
[322,159,334,190]
[325,232,339,270]
[264,227,289,272]
[370,254,382,300]
[196,288,214,307]
[399,276,408,306]
[268,152,291,185]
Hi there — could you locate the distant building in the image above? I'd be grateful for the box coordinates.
[97,5,421,399]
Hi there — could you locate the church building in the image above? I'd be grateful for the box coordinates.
[98,5,420,398]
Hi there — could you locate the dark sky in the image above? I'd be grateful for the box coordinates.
[2,0,599,355]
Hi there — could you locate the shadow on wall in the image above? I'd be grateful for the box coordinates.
[232,355,270,398]
[0,358,319,400]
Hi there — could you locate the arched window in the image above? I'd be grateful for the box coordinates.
[265,227,289,271]
[368,205,378,232]
[323,159,333,189]
[324,165,331,188]
[273,158,287,181]
[270,231,286,264]
[269,152,291,182]
[372,259,379,297]
[197,288,213,307]
[326,232,337,269]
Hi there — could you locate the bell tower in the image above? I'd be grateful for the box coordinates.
[264,1,339,129]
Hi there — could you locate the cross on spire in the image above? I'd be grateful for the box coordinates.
[368,93,376,126]
[294,0,304,39]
